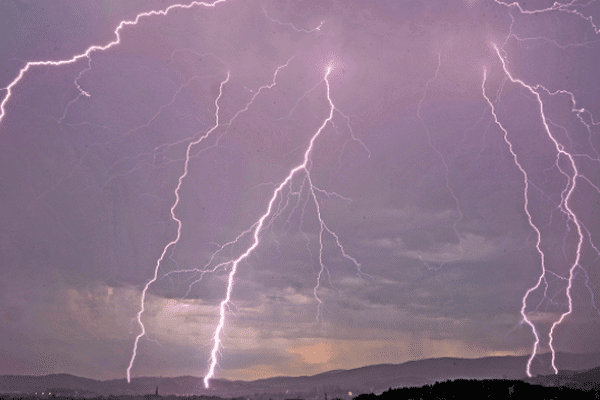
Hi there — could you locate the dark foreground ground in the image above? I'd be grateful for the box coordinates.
[1,378,600,400]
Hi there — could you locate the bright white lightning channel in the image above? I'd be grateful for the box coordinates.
[481,67,545,378]
[484,42,591,376]
[492,45,585,375]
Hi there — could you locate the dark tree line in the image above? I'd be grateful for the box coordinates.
[355,379,600,400]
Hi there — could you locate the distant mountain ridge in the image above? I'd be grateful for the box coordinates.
[1,352,600,397]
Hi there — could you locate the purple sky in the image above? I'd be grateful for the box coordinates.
[1,0,599,383]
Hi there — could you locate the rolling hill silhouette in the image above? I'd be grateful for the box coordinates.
[1,352,599,397]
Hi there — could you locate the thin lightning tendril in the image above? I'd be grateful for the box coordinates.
[416,52,465,268]
[260,2,325,33]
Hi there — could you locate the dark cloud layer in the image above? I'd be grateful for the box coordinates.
[1,0,599,381]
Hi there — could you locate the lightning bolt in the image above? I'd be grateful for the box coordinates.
[126,72,230,383]
[202,63,367,388]
[484,38,599,376]
[0,0,228,127]
[481,67,545,378]
[494,0,600,34]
